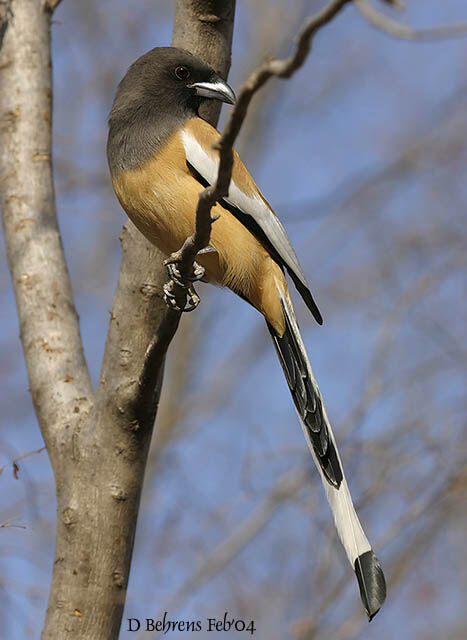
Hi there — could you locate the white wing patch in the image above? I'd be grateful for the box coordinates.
[180,129,308,288]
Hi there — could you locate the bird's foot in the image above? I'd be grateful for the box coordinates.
[163,258,205,312]
[163,260,205,285]
[163,281,201,312]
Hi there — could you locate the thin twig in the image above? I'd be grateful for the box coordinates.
[0,446,46,476]
[356,0,467,40]
[0,518,26,530]
[165,0,352,305]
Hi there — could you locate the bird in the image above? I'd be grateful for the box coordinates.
[107,46,386,620]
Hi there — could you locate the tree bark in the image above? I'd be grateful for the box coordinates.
[0,1,93,470]
[1,0,235,638]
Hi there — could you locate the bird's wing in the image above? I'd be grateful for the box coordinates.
[179,117,322,324]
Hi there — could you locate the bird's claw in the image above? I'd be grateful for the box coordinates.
[163,260,205,285]
[163,260,205,312]
[163,282,200,312]
[191,261,205,282]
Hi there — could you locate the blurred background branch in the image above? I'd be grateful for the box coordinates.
[356,0,467,40]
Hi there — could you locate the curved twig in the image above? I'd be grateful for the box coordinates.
[164,0,353,307]
[356,0,467,41]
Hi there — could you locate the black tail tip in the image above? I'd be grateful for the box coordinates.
[354,550,387,621]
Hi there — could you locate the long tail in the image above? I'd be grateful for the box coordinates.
[267,287,386,620]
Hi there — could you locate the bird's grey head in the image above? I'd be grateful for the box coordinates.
[109,46,235,122]
[107,47,235,173]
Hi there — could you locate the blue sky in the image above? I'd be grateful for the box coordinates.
[1,1,466,638]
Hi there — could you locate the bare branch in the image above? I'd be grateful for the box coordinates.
[0,446,46,477]
[164,0,352,303]
[355,0,467,40]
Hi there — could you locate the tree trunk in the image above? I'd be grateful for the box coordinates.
[1,1,235,638]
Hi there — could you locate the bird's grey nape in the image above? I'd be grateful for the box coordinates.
[107,107,186,175]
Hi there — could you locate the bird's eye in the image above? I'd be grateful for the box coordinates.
[174,65,190,81]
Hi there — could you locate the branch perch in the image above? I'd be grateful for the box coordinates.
[165,0,467,311]
[163,0,352,310]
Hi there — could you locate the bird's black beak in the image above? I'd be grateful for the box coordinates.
[188,75,236,105]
